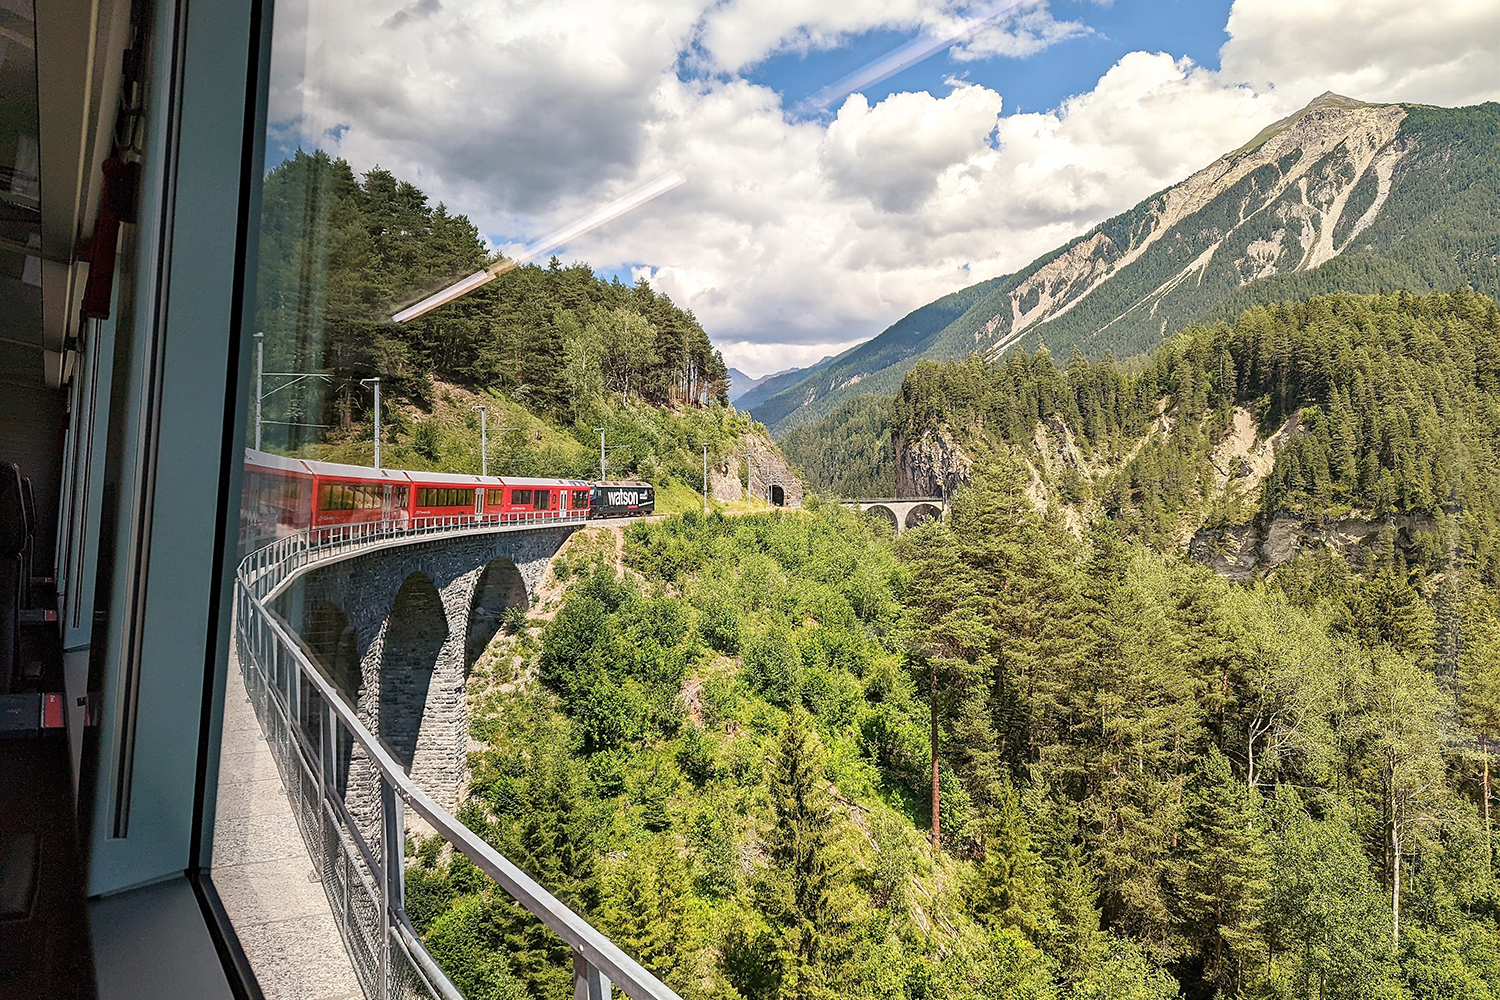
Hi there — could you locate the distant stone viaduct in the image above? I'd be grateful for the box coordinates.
[841,497,947,536]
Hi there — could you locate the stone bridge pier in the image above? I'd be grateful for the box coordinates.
[274,527,578,822]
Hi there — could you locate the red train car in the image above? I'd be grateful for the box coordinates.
[306,458,417,527]
[240,450,592,553]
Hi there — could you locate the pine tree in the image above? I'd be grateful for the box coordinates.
[597,836,697,989]
[754,709,850,999]
[1175,746,1269,993]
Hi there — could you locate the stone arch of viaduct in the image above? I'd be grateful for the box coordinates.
[843,498,946,536]
[275,526,578,816]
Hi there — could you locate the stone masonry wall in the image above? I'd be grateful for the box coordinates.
[280,527,576,824]
[747,439,804,507]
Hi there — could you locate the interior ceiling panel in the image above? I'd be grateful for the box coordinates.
[32,0,131,388]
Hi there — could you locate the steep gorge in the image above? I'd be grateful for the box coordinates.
[805,289,1500,582]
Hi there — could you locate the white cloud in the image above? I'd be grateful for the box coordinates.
[267,0,1500,371]
[1222,0,1500,109]
[693,0,940,75]
[952,6,1090,61]
[822,85,1005,212]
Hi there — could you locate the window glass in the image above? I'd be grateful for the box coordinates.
[216,3,1500,997]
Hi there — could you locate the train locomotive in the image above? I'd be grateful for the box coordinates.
[241,449,654,552]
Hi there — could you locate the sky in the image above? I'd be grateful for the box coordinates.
[267,0,1500,378]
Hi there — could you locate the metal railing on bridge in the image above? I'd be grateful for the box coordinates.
[241,509,590,603]
[233,513,679,1000]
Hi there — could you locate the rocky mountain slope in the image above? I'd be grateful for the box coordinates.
[753,95,1500,436]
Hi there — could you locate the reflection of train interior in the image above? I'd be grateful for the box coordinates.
[240,449,654,551]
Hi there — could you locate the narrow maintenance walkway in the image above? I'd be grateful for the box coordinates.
[212,662,363,1000]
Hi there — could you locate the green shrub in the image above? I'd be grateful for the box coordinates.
[743,624,803,707]
[500,604,528,635]
[677,725,717,784]
[801,665,863,729]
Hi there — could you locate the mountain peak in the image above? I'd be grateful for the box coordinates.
[750,101,1500,435]
[1232,91,1380,157]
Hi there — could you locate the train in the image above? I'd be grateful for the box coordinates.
[240,449,654,552]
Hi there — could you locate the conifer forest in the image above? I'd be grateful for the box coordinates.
[401,282,1500,999]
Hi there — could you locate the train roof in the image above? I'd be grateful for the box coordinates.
[244,449,314,474]
[595,481,652,489]
[404,468,494,486]
[505,477,594,488]
[243,449,592,490]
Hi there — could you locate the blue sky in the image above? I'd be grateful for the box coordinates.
[269,0,1500,376]
[746,0,1235,119]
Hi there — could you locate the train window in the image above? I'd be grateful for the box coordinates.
[511,489,533,506]
[417,487,474,507]
[572,490,590,509]
[535,490,551,511]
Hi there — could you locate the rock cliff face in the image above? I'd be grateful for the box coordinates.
[895,427,973,498]
[708,432,805,506]
[894,397,1444,580]
[972,96,1409,359]
[746,437,804,506]
[1189,513,1438,581]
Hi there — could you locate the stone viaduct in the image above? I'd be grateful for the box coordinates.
[273,526,579,817]
[841,497,947,536]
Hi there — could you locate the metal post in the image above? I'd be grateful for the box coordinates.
[362,378,381,470]
[254,332,264,451]
[573,952,611,1000]
[382,777,405,976]
[472,405,487,476]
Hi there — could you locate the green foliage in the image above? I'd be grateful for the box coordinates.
[754,709,854,999]
[433,424,1500,1000]
[878,290,1500,574]
[255,153,727,452]
[745,624,805,707]
[424,896,528,1000]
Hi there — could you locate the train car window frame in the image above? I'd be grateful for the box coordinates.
[512,489,533,506]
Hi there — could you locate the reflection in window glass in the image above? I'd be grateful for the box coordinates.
[214,0,1500,995]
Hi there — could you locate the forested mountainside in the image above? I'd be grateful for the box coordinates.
[414,469,1500,1000]
[753,96,1500,435]
[779,394,897,499]
[253,151,751,496]
[254,151,729,447]
[793,289,1500,577]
